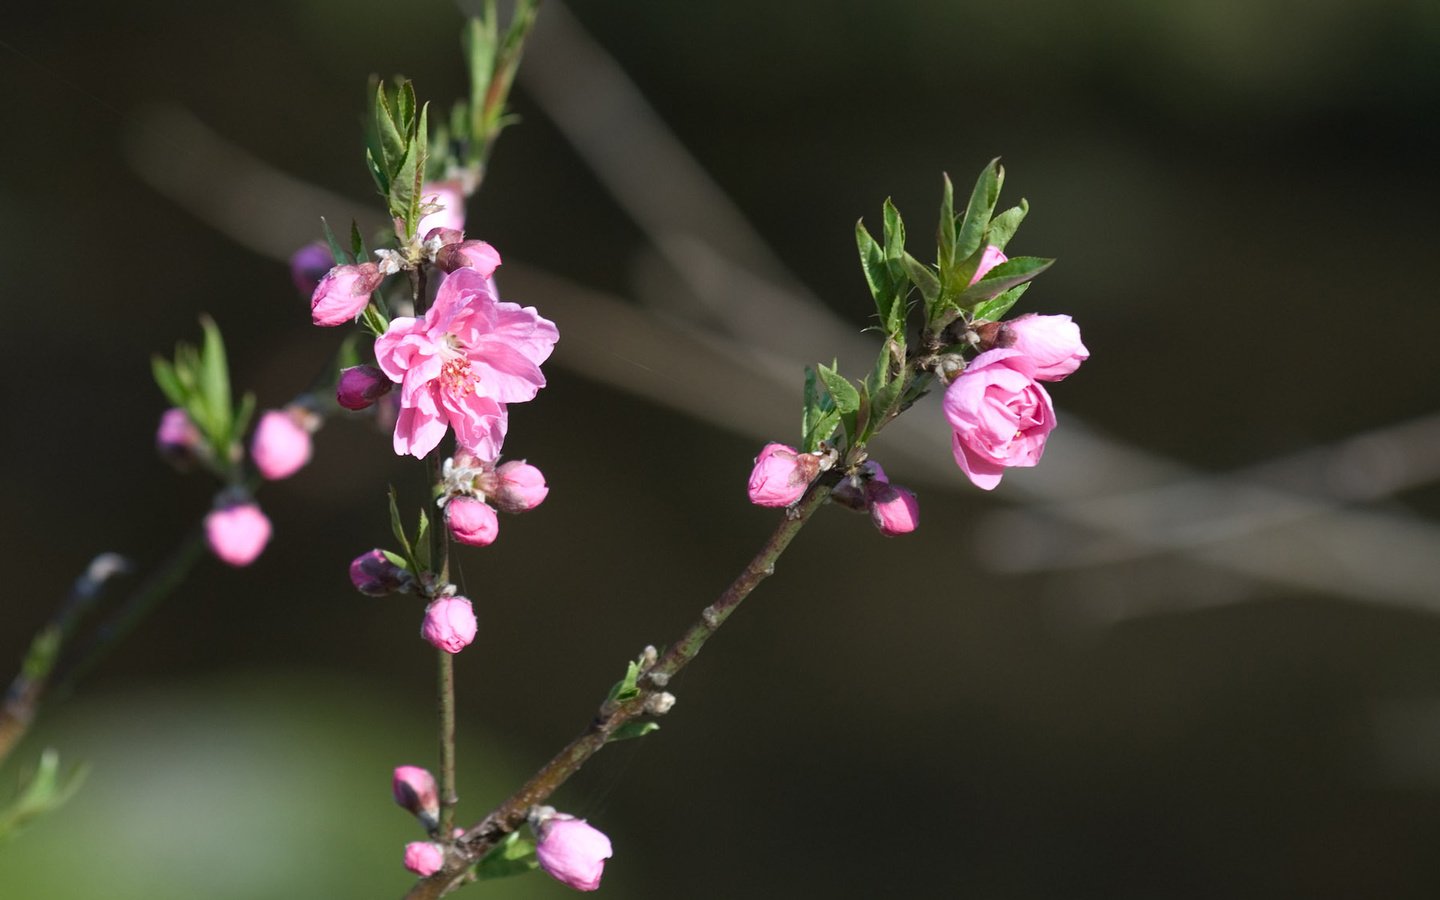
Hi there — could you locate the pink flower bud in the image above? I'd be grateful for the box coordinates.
[416,182,466,235]
[205,503,271,567]
[446,497,499,547]
[421,596,477,654]
[402,841,444,878]
[311,262,383,327]
[350,549,408,596]
[392,766,440,829]
[534,813,612,892]
[434,240,501,277]
[1001,313,1089,382]
[746,443,820,507]
[491,460,548,513]
[290,241,333,297]
[250,410,312,480]
[156,407,201,467]
[969,245,1008,285]
[866,482,919,536]
[336,365,394,411]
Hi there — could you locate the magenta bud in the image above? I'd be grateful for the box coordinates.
[421,596,477,654]
[350,549,408,596]
[250,410,312,480]
[866,482,919,536]
[392,766,440,829]
[336,365,394,411]
[491,460,548,513]
[746,443,820,507]
[311,262,383,327]
[533,811,613,892]
[434,240,501,277]
[402,841,444,877]
[205,502,271,567]
[446,497,499,547]
[290,241,333,298]
[156,407,202,468]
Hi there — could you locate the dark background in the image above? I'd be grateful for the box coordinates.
[3,0,1440,896]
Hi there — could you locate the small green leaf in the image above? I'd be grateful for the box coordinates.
[900,253,941,308]
[320,217,351,266]
[414,508,432,573]
[365,148,390,198]
[607,660,643,704]
[971,282,1031,322]
[609,721,660,743]
[474,832,538,881]
[881,198,905,262]
[816,363,860,415]
[801,366,839,452]
[986,199,1028,252]
[937,172,957,272]
[151,356,186,408]
[387,486,417,570]
[0,750,89,843]
[198,317,233,449]
[955,158,1003,263]
[395,81,417,135]
[390,142,419,232]
[380,550,411,572]
[957,256,1054,308]
[360,304,390,338]
[230,391,256,450]
[375,83,406,172]
[349,220,368,263]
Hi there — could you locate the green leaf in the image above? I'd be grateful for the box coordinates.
[986,199,1028,252]
[360,304,390,338]
[474,832,538,881]
[956,256,1054,308]
[955,158,1003,263]
[230,391,256,450]
[348,220,368,263]
[881,198,905,262]
[395,80,417,135]
[414,508,432,573]
[375,83,406,173]
[816,363,860,415]
[387,486,417,571]
[901,253,941,308]
[319,217,351,266]
[971,282,1031,322]
[862,368,907,442]
[609,721,660,743]
[364,148,389,198]
[856,221,906,333]
[801,366,839,453]
[390,142,419,231]
[380,550,411,572]
[0,750,89,843]
[607,660,643,704]
[151,356,186,408]
[198,317,232,449]
[937,172,957,272]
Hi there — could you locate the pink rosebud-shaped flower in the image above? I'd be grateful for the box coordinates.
[434,239,502,277]
[250,410,312,480]
[350,549,408,596]
[421,596,478,654]
[746,443,820,507]
[205,503,272,567]
[290,241,333,298]
[392,766,440,829]
[969,245,1008,285]
[402,841,444,878]
[373,267,558,459]
[447,497,499,546]
[337,365,394,411]
[534,813,613,892]
[491,460,548,513]
[311,262,383,327]
[416,182,466,235]
[1002,313,1090,382]
[867,482,919,536]
[943,348,1057,491]
[156,407,201,467]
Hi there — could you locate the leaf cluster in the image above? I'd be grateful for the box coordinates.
[365,79,430,239]
[151,318,254,478]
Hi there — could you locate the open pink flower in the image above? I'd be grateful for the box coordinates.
[943,348,1056,491]
[373,268,558,459]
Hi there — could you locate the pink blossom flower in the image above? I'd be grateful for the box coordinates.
[535,815,612,892]
[350,549,408,596]
[421,596,477,654]
[205,503,271,567]
[746,443,819,507]
[447,497,499,546]
[156,407,201,466]
[943,348,1056,491]
[402,841,444,877]
[311,262,383,327]
[290,241,333,297]
[969,245,1008,285]
[490,460,548,513]
[250,410,312,480]
[416,182,466,235]
[373,267,558,459]
[867,482,919,536]
[392,766,439,829]
[1002,313,1089,382]
[337,365,394,411]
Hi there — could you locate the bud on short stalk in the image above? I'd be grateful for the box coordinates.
[336,365,393,411]
[392,766,440,831]
[529,807,613,892]
[747,443,822,507]
[350,549,409,596]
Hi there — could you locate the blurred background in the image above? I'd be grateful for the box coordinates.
[3,0,1440,896]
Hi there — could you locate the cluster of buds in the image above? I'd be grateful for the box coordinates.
[438,450,549,548]
[831,460,920,536]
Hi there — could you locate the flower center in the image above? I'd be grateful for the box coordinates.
[439,336,479,395]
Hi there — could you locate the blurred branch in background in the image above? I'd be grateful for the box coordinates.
[125,1,1440,625]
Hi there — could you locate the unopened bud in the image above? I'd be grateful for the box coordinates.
[392,766,440,830]
[204,502,271,567]
[746,443,821,507]
[350,549,409,596]
[530,809,613,893]
[311,262,383,327]
[156,407,202,469]
[644,692,677,716]
[250,410,312,480]
[446,497,499,547]
[434,239,502,277]
[290,241,333,298]
[421,596,477,654]
[867,482,919,536]
[337,365,394,411]
[402,841,444,877]
[490,460,548,513]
